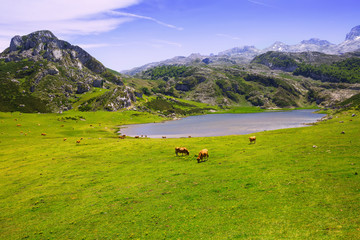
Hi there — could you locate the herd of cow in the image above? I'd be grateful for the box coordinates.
[175,136,256,163]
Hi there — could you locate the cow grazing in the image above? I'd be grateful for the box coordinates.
[175,147,189,156]
[16,124,21,127]
[249,136,256,144]
[119,135,126,139]
[162,136,167,139]
[135,136,139,138]
[76,140,81,144]
[63,138,67,141]
[41,133,47,136]
[197,149,209,163]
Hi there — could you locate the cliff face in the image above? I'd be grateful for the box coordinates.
[0,30,135,113]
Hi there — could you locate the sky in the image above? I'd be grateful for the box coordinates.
[0,0,359,71]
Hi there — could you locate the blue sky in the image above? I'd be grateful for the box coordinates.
[0,0,359,71]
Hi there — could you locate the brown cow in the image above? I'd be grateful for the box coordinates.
[249,136,256,144]
[197,149,209,163]
[76,140,81,144]
[175,147,189,156]
[41,133,47,136]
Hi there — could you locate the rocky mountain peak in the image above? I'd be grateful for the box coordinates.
[3,30,106,74]
[218,45,260,56]
[9,30,58,52]
[300,38,333,46]
[345,25,360,41]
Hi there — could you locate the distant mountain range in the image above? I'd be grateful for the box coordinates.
[123,25,360,75]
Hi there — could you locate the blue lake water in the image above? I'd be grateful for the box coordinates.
[119,109,326,138]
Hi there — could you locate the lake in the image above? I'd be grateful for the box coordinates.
[119,109,326,138]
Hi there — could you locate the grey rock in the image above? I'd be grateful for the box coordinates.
[76,83,90,94]
[9,35,23,52]
[92,79,103,88]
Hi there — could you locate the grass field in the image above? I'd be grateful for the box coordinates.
[0,109,359,239]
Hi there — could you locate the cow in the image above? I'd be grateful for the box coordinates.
[41,133,47,136]
[249,136,256,144]
[76,140,81,144]
[135,136,139,138]
[63,138,67,141]
[175,147,189,156]
[162,136,167,139]
[197,149,209,163]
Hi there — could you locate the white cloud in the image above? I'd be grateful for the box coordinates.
[0,0,185,53]
[247,0,274,8]
[77,43,112,49]
[109,11,183,31]
[0,0,141,22]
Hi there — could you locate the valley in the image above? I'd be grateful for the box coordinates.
[1,25,360,239]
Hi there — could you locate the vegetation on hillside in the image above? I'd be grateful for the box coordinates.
[251,51,299,71]
[143,65,195,80]
[293,57,360,83]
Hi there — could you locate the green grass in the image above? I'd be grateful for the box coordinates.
[1,109,360,239]
[215,106,265,114]
[71,88,111,110]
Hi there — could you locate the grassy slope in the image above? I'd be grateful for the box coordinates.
[0,110,359,239]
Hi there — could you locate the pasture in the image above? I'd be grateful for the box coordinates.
[0,110,359,239]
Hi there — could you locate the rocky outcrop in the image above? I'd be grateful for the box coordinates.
[4,30,107,74]
[0,30,135,113]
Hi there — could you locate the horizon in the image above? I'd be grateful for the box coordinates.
[0,0,359,71]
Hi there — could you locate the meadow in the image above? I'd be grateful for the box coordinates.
[0,109,359,239]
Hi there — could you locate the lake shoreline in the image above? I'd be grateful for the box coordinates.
[119,109,326,138]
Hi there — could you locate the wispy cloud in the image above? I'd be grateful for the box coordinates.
[0,0,182,51]
[109,11,184,31]
[78,39,182,50]
[152,39,182,48]
[216,34,241,41]
[247,0,274,8]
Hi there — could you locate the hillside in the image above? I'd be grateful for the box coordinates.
[0,30,136,113]
[131,59,360,109]
[1,28,360,114]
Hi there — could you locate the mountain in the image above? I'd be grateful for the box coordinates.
[0,30,136,112]
[132,58,360,109]
[123,25,360,75]
[218,45,262,57]
[345,25,360,41]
